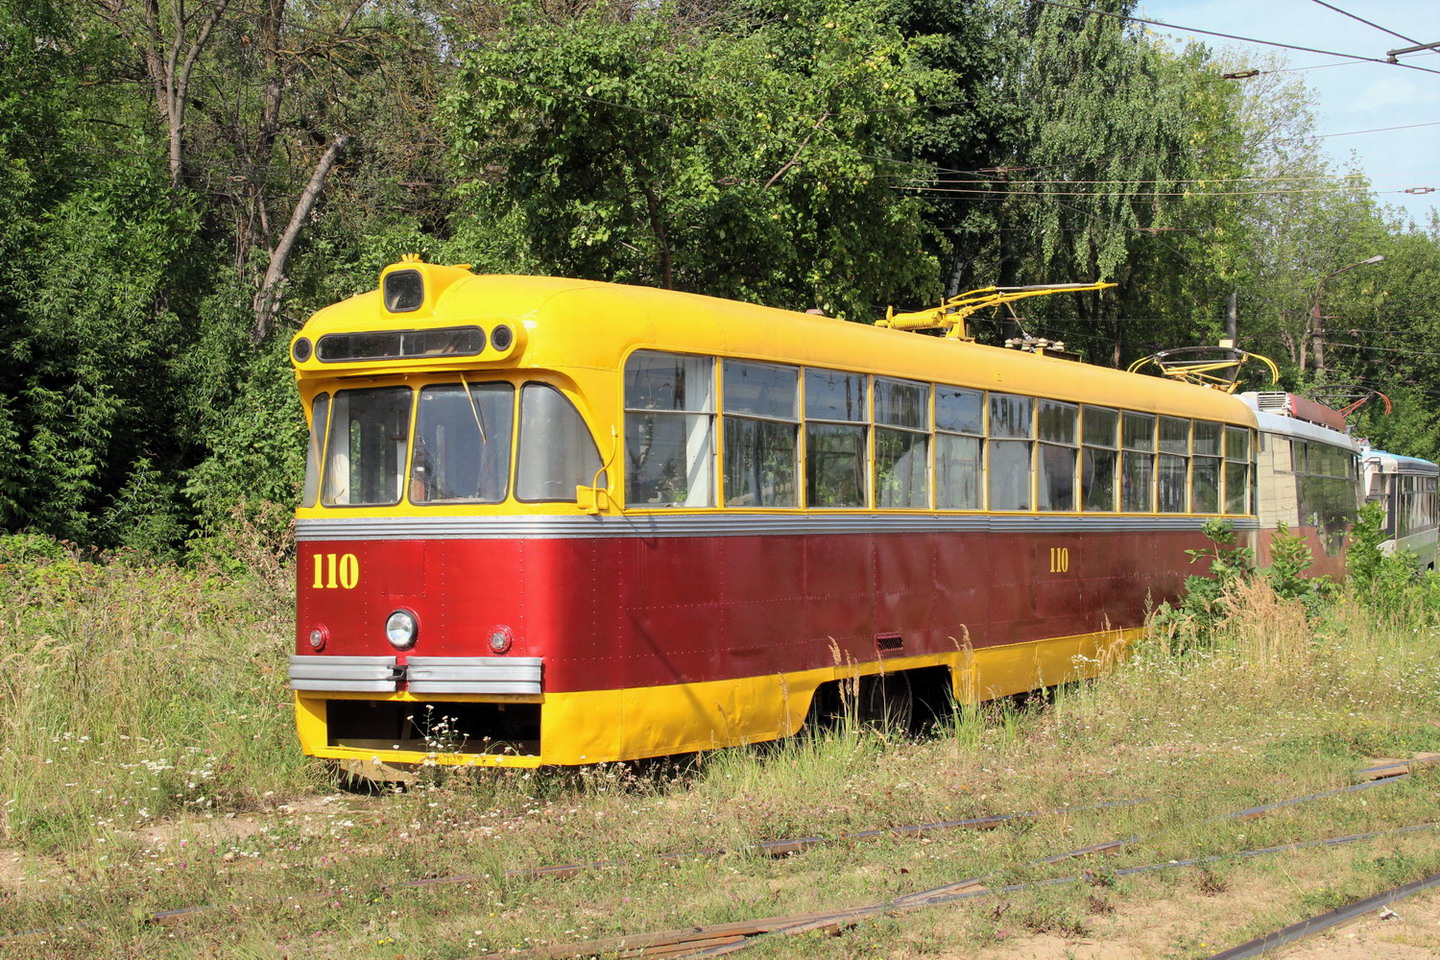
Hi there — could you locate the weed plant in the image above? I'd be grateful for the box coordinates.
[0,523,317,853]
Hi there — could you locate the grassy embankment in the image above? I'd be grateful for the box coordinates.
[1,526,1439,959]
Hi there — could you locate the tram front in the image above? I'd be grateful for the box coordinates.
[287,259,613,770]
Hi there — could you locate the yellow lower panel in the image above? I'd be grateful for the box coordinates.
[294,627,1139,768]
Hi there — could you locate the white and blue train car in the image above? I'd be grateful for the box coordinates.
[1360,449,1439,571]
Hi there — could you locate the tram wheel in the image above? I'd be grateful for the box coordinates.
[855,671,915,733]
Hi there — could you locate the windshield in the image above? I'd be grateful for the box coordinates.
[321,387,413,506]
[411,382,515,503]
[310,380,606,508]
[302,393,329,507]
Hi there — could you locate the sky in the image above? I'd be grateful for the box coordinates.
[1138,0,1440,228]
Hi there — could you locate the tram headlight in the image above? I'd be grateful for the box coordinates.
[490,324,514,352]
[488,625,513,654]
[308,625,328,651]
[292,337,312,362]
[385,609,418,650]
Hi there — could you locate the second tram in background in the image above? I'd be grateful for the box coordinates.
[1360,448,1440,570]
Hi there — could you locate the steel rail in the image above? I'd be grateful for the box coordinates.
[1203,869,1440,960]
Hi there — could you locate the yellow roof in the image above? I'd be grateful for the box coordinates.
[293,263,1257,426]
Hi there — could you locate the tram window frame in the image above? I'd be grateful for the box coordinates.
[988,393,1033,512]
[1223,425,1250,514]
[623,351,717,509]
[409,380,516,505]
[321,386,414,507]
[1157,416,1190,513]
[303,392,330,508]
[874,377,930,509]
[805,369,869,508]
[1294,438,1357,545]
[1191,420,1222,514]
[722,360,800,508]
[1037,400,1078,511]
[516,382,607,503]
[1081,405,1119,512]
[935,385,984,510]
[1121,411,1155,512]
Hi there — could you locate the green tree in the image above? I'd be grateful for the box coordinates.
[443,0,941,320]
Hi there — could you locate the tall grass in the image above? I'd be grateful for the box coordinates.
[0,529,317,852]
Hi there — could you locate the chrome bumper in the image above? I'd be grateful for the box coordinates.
[407,656,543,695]
[289,655,400,692]
[288,654,541,694]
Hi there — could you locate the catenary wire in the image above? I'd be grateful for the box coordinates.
[1033,0,1440,77]
[1306,0,1422,46]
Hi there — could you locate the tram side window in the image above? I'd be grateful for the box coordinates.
[516,384,606,502]
[1157,417,1190,513]
[1396,473,1436,540]
[989,393,1033,511]
[303,393,330,508]
[874,377,929,508]
[1121,412,1155,512]
[1081,406,1118,512]
[322,387,413,506]
[806,369,868,507]
[1224,426,1250,514]
[1037,400,1078,511]
[1295,440,1356,549]
[1372,476,1397,537]
[1400,475,1417,539]
[723,361,799,507]
[624,352,716,508]
[410,382,514,504]
[1191,421,1222,513]
[936,386,984,510]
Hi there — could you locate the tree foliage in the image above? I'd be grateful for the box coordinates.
[444,0,942,319]
[0,0,1438,552]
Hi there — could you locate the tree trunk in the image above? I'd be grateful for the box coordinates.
[98,0,232,188]
[251,134,350,344]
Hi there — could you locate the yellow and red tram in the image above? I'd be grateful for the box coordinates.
[287,258,1260,768]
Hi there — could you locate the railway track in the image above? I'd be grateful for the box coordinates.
[471,758,1439,960]
[473,823,1440,959]
[1204,870,1440,959]
[3,756,1435,955]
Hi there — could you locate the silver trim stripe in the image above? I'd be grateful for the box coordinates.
[296,513,1260,542]
[407,656,542,695]
[290,654,400,692]
[288,654,541,694]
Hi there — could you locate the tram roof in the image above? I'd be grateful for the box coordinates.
[1361,450,1440,474]
[295,265,1257,425]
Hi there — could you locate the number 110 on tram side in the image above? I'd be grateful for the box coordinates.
[288,259,1261,769]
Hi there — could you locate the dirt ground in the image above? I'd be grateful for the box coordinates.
[965,886,1440,960]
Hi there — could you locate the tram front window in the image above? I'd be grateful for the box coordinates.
[322,387,413,506]
[411,382,515,503]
